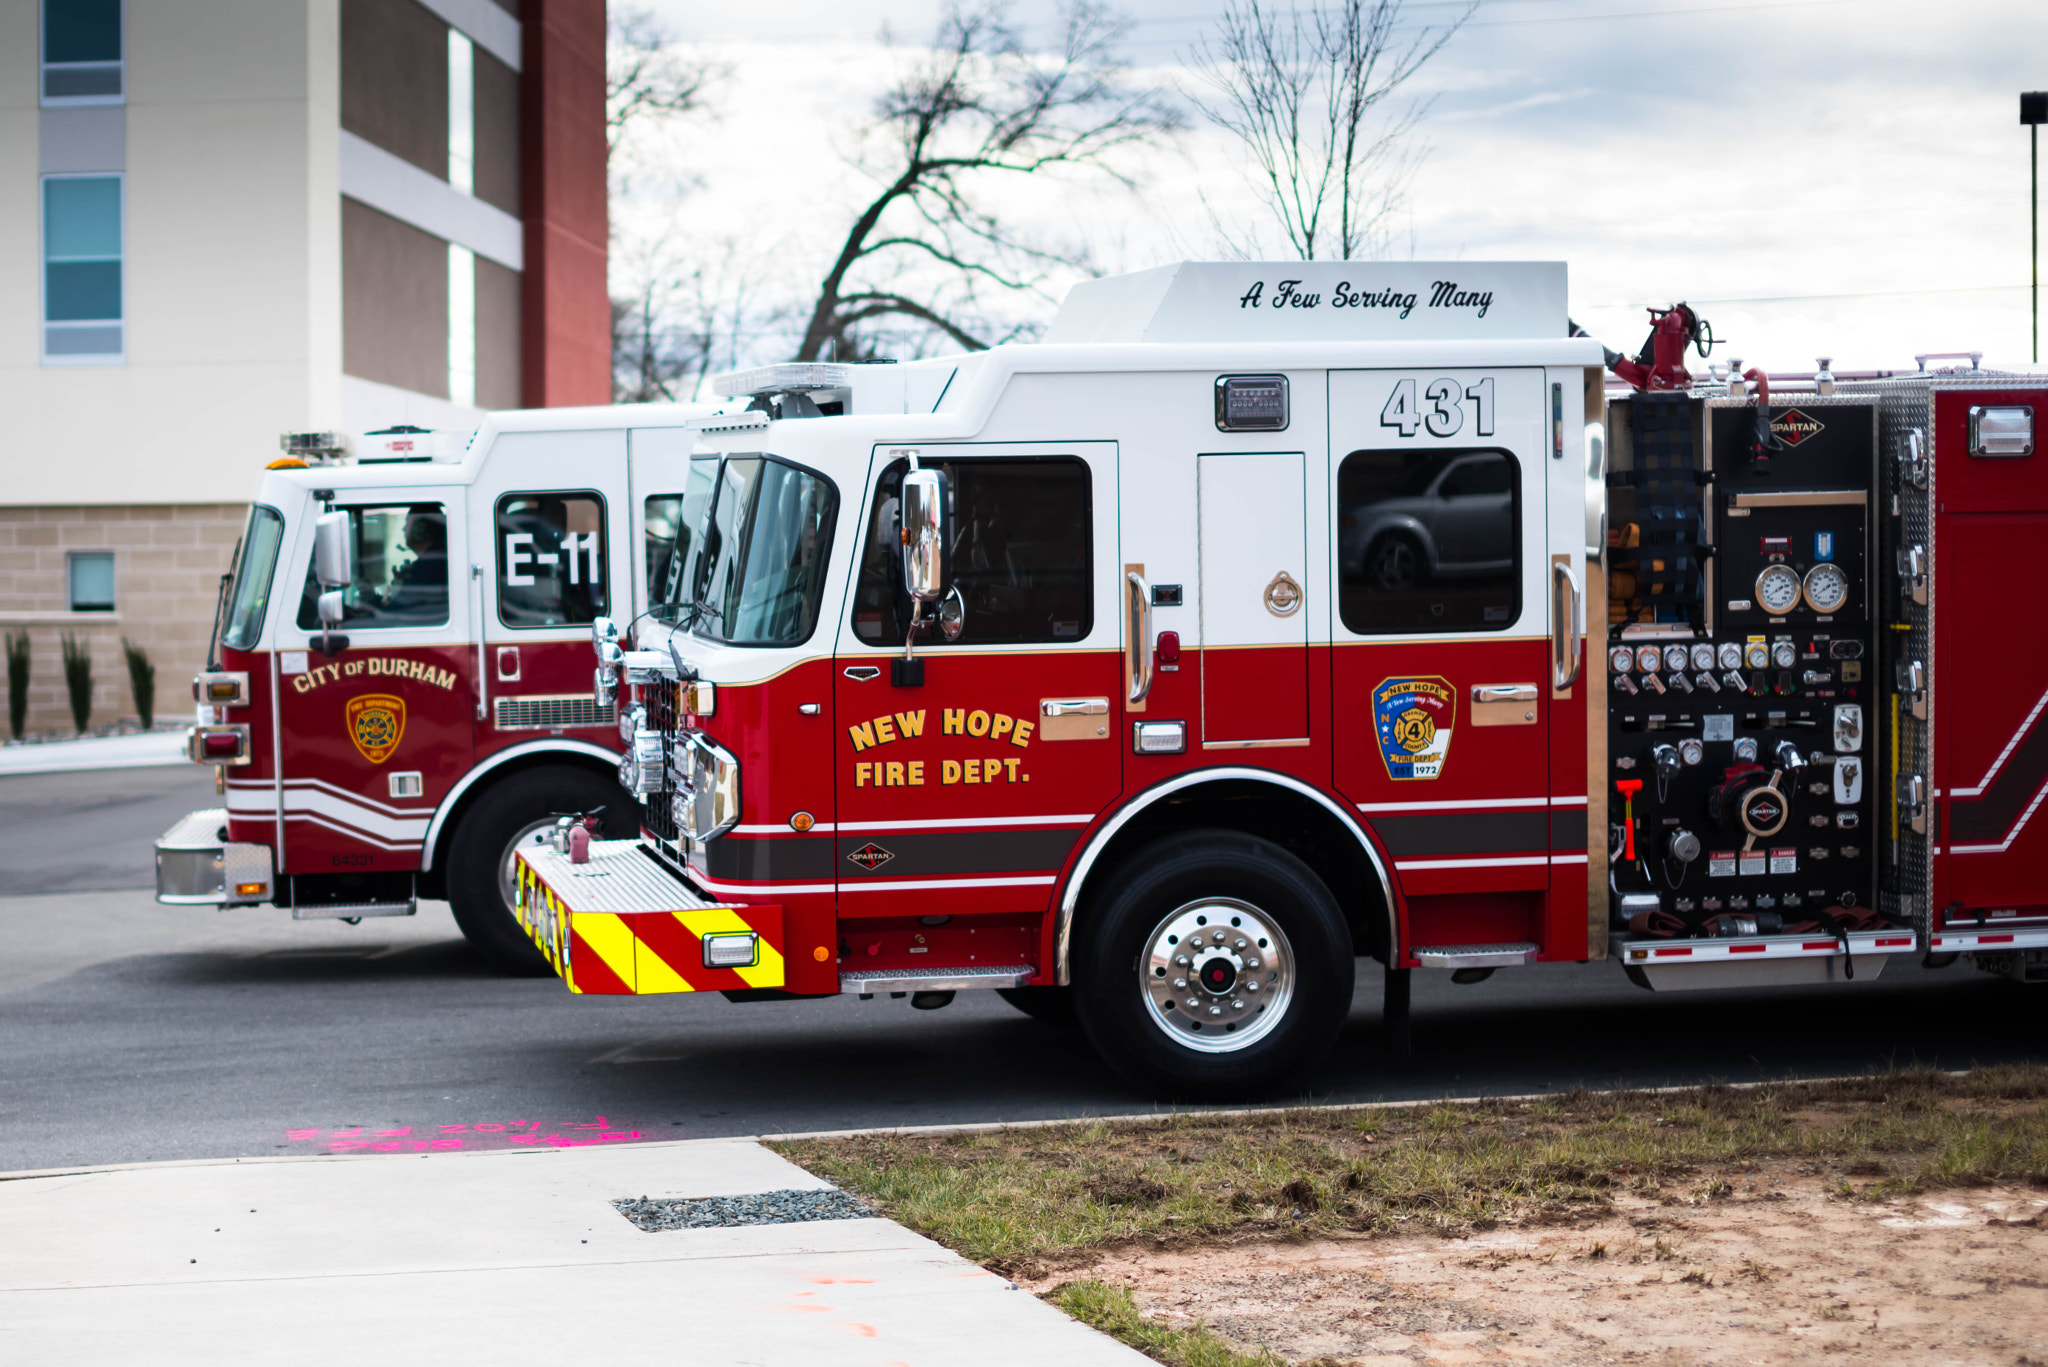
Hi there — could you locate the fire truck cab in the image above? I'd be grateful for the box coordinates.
[155,409,712,970]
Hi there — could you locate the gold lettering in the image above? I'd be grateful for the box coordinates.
[1004,757,1021,782]
[942,759,961,784]
[894,710,926,738]
[908,760,924,786]
[438,669,455,690]
[885,761,905,786]
[1012,719,1034,747]
[293,674,312,694]
[991,713,1014,741]
[964,759,981,783]
[848,721,877,752]
[967,710,990,737]
[856,762,873,787]
[943,708,965,735]
[874,716,898,745]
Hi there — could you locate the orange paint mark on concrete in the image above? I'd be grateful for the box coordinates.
[842,1322,879,1338]
[808,1276,876,1284]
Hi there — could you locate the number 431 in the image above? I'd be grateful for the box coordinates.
[1380,377,1495,438]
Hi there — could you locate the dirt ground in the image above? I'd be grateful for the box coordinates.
[1023,1164,2048,1365]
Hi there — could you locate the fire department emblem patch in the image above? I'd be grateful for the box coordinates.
[846,842,895,871]
[1372,676,1455,781]
[346,693,407,765]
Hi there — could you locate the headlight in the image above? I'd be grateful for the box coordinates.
[618,702,646,746]
[621,728,665,798]
[593,665,618,708]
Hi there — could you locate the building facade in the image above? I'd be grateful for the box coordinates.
[0,0,607,736]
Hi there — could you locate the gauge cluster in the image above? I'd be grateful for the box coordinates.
[1604,397,1882,938]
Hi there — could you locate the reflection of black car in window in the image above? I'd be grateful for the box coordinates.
[1339,451,1515,589]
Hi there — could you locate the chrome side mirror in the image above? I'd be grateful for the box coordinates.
[899,467,949,604]
[312,510,354,589]
[592,616,620,654]
[317,590,346,627]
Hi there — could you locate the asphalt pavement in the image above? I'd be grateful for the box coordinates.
[3,765,2045,1174]
[0,763,220,895]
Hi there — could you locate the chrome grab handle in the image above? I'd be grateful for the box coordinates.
[1473,684,1539,704]
[1042,698,1109,717]
[1126,571,1153,704]
[470,563,488,721]
[1551,560,1583,691]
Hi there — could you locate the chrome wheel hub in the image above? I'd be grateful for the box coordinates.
[1140,897,1294,1053]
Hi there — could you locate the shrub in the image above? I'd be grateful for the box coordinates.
[122,638,155,730]
[60,632,92,733]
[4,630,26,740]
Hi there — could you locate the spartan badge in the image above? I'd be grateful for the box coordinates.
[346,693,406,764]
[1767,408,1825,447]
[1372,676,1455,780]
[846,842,895,871]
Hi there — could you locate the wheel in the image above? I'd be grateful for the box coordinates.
[1367,532,1424,590]
[1071,829,1353,1099]
[997,986,1080,1027]
[445,765,635,974]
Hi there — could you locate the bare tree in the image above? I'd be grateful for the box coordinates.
[613,235,775,404]
[607,5,724,161]
[794,1,1181,362]
[1187,0,1470,260]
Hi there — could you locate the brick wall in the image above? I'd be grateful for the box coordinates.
[0,504,248,737]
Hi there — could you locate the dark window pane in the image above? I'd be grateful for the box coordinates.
[223,507,286,651]
[46,261,120,321]
[496,493,609,627]
[852,457,1092,646]
[1337,448,1520,635]
[44,0,121,63]
[296,504,450,630]
[68,552,115,611]
[693,458,837,648]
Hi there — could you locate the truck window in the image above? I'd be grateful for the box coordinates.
[692,457,837,647]
[496,492,608,628]
[294,503,450,631]
[1336,447,1520,634]
[852,456,1092,646]
[221,505,285,651]
[646,457,717,625]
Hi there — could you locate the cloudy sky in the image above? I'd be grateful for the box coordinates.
[620,0,2048,378]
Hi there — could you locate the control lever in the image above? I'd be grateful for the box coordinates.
[1772,740,1808,773]
[1696,671,1720,694]
[1724,670,1748,693]
[1668,671,1693,695]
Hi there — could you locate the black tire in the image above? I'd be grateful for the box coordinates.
[445,764,635,975]
[1072,829,1353,1099]
[997,986,1080,1028]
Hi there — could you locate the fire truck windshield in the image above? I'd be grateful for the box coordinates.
[221,505,285,651]
[648,457,718,626]
[690,456,836,647]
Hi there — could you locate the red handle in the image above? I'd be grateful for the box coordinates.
[1615,780,1643,861]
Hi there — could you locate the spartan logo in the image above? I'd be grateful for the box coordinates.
[846,842,895,871]
[1768,408,1825,447]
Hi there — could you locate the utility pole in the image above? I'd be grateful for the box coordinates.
[2026,93,2046,364]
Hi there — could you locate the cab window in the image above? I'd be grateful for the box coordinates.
[295,503,449,631]
[646,458,717,625]
[1336,448,1520,634]
[852,456,1092,647]
[496,492,608,628]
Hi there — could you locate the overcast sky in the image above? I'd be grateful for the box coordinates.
[621,0,2048,376]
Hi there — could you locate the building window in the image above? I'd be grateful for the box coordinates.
[448,29,475,194]
[448,243,476,405]
[42,0,123,105]
[43,175,124,363]
[69,552,116,612]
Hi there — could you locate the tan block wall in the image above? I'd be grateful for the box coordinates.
[0,504,248,737]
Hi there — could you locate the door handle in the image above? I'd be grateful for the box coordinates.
[1473,685,1538,704]
[1042,698,1109,717]
[1126,570,1153,704]
[1550,559,1583,691]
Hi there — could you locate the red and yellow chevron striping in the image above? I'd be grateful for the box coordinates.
[514,841,785,995]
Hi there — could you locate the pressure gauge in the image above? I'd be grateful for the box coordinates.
[1679,738,1705,766]
[1756,563,1803,615]
[1718,642,1744,670]
[1636,645,1663,672]
[1745,641,1770,669]
[1734,737,1760,762]
[1773,641,1797,669]
[1609,646,1635,675]
[1663,644,1689,672]
[1690,643,1716,671]
[1803,562,1850,614]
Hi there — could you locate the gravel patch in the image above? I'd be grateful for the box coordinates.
[612,1188,876,1231]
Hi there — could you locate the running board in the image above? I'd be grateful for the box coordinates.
[1929,927,2048,953]
[841,965,1034,995]
[1413,942,1539,968]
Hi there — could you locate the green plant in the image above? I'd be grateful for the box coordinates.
[4,630,27,740]
[60,632,92,733]
[121,638,155,730]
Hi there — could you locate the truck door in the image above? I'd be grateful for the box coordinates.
[472,430,631,755]
[1328,368,1581,957]
[832,445,1123,926]
[1198,451,1310,745]
[271,489,473,892]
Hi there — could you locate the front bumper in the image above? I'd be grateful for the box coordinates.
[155,807,274,905]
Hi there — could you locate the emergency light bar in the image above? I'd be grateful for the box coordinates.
[709,363,856,398]
[279,431,348,462]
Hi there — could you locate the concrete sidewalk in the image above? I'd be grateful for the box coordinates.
[0,1138,1147,1364]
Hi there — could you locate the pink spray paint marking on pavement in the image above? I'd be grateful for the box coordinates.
[284,1117,655,1154]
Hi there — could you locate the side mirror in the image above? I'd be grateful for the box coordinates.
[899,467,950,603]
[313,511,354,590]
[317,590,346,627]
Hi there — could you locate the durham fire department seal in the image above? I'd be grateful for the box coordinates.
[1372,676,1455,780]
[346,693,407,764]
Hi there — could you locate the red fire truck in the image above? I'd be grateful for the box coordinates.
[154,413,713,970]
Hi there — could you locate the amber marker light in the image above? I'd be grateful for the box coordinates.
[235,883,267,897]
[789,811,815,832]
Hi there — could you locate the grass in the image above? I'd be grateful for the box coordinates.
[1048,1282,1284,1367]
[773,1065,2048,1278]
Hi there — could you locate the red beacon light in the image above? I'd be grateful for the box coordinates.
[1155,630,1181,669]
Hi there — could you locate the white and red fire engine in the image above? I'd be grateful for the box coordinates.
[154,416,709,970]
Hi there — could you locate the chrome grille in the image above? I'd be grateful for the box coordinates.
[643,677,682,843]
[494,695,616,731]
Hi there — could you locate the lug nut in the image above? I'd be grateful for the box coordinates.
[1174,955,1189,967]
[1209,1006,1223,1017]
[1173,977,1187,989]
[1245,980,1260,992]
[1234,938,1247,950]
[1245,959,1261,970]
[1231,999,1245,1010]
